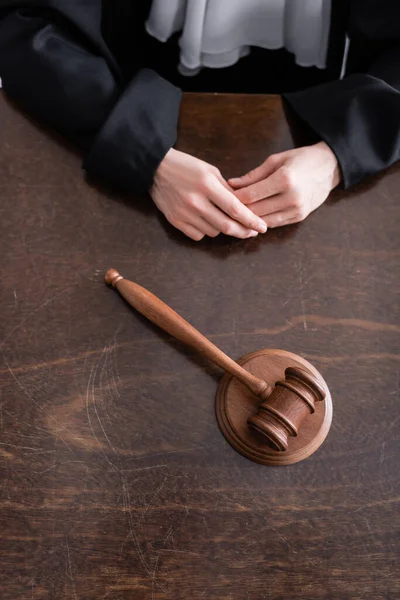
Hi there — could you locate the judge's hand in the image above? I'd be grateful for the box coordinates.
[150,149,267,241]
[229,142,341,228]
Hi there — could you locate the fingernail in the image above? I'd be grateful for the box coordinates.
[259,222,268,233]
[250,230,258,237]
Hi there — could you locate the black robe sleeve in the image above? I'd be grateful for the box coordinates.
[283,0,400,188]
[0,0,182,194]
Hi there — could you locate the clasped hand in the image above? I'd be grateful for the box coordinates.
[150,142,340,241]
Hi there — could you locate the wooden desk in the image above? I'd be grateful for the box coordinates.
[0,93,399,600]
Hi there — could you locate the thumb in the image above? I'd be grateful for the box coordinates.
[228,153,284,189]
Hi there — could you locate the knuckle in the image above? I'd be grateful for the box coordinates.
[266,154,278,167]
[229,203,242,220]
[168,216,180,229]
[280,167,295,190]
[200,171,215,191]
[221,221,234,236]
[291,195,302,210]
[293,205,307,221]
[168,218,178,228]
[185,194,199,209]
[191,231,204,241]
[269,215,282,228]
[212,166,222,178]
[292,197,307,219]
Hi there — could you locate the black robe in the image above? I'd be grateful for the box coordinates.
[0,0,399,194]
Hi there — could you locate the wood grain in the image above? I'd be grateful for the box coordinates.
[1,92,399,600]
[105,269,271,400]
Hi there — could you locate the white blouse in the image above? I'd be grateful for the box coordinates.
[146,0,332,76]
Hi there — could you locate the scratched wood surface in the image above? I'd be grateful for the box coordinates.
[0,92,399,600]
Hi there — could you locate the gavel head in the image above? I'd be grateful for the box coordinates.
[247,366,326,451]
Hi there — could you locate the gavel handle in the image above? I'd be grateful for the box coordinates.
[105,269,271,400]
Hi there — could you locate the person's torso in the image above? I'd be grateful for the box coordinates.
[101,0,348,93]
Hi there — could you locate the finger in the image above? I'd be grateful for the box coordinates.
[234,169,284,205]
[178,222,205,241]
[216,173,236,193]
[248,194,290,217]
[217,171,271,221]
[228,154,284,188]
[188,215,220,238]
[263,211,299,229]
[197,202,259,239]
[209,179,267,233]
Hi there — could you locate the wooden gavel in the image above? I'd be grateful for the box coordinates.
[105,269,327,453]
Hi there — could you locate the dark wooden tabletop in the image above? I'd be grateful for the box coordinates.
[0,92,399,600]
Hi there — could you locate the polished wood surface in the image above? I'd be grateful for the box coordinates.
[105,269,271,401]
[105,270,330,462]
[1,92,399,599]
